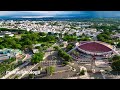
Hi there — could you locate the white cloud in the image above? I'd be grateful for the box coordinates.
[0,11,70,16]
[0,11,15,16]
[20,11,71,16]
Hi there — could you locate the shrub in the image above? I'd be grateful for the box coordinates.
[80,69,85,75]
[29,74,34,79]
[111,60,120,71]
[62,61,69,66]
[112,55,120,61]
[45,66,55,75]
[60,44,64,47]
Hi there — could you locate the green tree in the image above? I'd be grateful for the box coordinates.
[111,60,120,71]
[31,52,44,64]
[53,46,59,51]
[80,69,85,75]
[112,55,120,61]
[41,44,46,47]
[45,66,55,76]
[62,61,69,66]
[39,32,46,36]
[38,66,42,71]
[14,75,19,79]
[0,45,4,49]
[117,42,120,48]
[0,38,3,43]
[29,74,34,79]
[66,44,74,52]
[13,44,22,49]
[60,43,64,47]
[23,39,32,45]
[63,35,77,42]
[35,46,41,49]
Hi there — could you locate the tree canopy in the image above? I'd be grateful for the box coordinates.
[0,30,57,50]
[111,60,120,71]
[31,52,44,64]
[63,35,77,42]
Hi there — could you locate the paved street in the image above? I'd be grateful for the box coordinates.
[1,53,31,79]
[18,43,59,79]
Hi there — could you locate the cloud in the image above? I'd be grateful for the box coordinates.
[0,11,16,16]
[1,11,120,18]
[0,11,72,16]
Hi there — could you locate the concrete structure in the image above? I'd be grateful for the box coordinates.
[0,49,22,62]
[76,41,114,56]
[0,31,14,37]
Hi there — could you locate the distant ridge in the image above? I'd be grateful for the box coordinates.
[0,17,99,21]
[1,11,120,19]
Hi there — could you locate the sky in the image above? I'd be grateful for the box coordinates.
[0,11,120,18]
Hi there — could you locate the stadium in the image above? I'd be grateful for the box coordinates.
[76,41,114,56]
[69,41,115,61]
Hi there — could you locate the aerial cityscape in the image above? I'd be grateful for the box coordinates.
[1,11,120,79]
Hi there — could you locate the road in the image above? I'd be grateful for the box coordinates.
[1,61,30,79]
[1,54,31,79]
[16,43,58,79]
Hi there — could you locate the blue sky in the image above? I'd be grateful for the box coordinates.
[0,11,120,18]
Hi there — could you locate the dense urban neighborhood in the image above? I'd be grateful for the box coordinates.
[1,17,120,79]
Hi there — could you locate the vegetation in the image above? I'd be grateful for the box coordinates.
[0,29,56,51]
[63,35,77,42]
[0,57,17,77]
[53,46,60,51]
[96,27,119,45]
[58,49,72,62]
[31,52,44,64]
[90,25,118,31]
[29,74,35,79]
[78,35,91,41]
[111,55,120,62]
[117,42,120,48]
[0,28,27,34]
[111,60,120,71]
[0,29,57,77]
[14,75,19,79]
[38,66,42,71]
[80,69,85,75]
[39,32,46,36]
[62,61,69,66]
[60,43,64,47]
[54,45,73,65]
[45,66,55,75]
[3,57,16,64]
[66,43,75,52]
[110,55,120,71]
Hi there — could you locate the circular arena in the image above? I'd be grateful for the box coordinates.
[76,41,114,56]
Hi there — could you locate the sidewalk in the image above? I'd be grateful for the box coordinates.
[1,61,29,79]
[0,54,30,79]
[18,44,56,79]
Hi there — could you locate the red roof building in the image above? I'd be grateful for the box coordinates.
[77,41,113,55]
